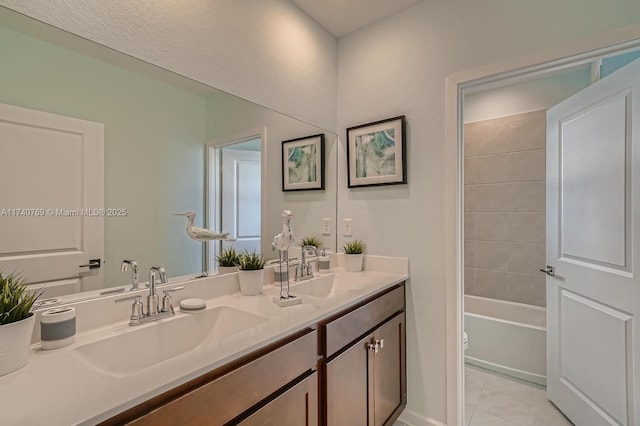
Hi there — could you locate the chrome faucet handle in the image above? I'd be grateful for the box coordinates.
[120,259,139,290]
[161,286,184,313]
[115,295,144,322]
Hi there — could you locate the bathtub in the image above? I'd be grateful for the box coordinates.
[464,295,547,385]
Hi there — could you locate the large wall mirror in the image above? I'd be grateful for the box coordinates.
[0,7,338,300]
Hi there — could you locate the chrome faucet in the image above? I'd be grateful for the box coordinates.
[115,266,181,326]
[148,266,168,315]
[120,259,139,291]
[295,245,317,281]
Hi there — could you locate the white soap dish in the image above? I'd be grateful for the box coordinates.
[180,298,206,312]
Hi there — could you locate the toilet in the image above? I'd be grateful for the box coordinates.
[463,331,468,351]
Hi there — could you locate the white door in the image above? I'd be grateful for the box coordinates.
[221,149,261,254]
[0,103,104,297]
[546,59,640,425]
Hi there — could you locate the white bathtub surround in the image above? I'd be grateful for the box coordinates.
[0,256,408,425]
[464,295,546,385]
[0,314,35,376]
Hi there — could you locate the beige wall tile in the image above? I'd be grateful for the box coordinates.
[464,213,474,241]
[464,242,474,267]
[509,117,545,152]
[508,149,545,182]
[473,213,509,241]
[474,154,509,184]
[508,213,545,243]
[507,273,546,306]
[474,183,510,212]
[474,269,508,299]
[474,124,511,156]
[493,111,531,125]
[529,109,547,120]
[464,185,475,212]
[465,157,475,184]
[508,243,545,274]
[464,124,476,157]
[464,268,475,294]
[466,119,494,130]
[464,111,548,305]
[474,241,510,271]
[508,182,545,212]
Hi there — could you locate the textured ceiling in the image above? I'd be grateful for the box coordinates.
[290,0,423,38]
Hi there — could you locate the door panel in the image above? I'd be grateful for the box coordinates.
[326,333,371,426]
[221,149,261,254]
[547,59,640,426]
[0,103,104,293]
[559,92,629,269]
[559,289,630,424]
[373,313,405,426]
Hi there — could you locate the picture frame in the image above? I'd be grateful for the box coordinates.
[282,133,325,191]
[346,115,406,188]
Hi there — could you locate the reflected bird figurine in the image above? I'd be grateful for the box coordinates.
[272,210,295,251]
[174,211,236,242]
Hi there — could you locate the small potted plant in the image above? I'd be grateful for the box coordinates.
[343,240,366,272]
[0,271,41,376]
[300,236,323,250]
[216,247,239,275]
[236,250,266,296]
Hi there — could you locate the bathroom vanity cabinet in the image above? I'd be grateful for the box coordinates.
[102,329,318,426]
[102,282,406,426]
[322,283,406,426]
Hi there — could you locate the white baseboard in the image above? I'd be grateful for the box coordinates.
[397,408,447,426]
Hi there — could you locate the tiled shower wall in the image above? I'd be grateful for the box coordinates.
[464,111,546,307]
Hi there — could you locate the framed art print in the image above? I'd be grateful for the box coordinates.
[346,115,406,187]
[282,133,325,191]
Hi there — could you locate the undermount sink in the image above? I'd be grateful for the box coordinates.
[289,274,337,298]
[74,306,267,376]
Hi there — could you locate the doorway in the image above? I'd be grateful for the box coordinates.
[207,132,264,273]
[447,31,640,426]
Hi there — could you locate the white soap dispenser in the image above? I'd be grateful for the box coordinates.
[318,248,331,274]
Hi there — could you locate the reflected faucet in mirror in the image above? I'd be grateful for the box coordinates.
[120,259,139,291]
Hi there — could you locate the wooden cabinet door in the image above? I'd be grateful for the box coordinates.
[326,333,372,426]
[373,313,405,426]
[240,372,318,426]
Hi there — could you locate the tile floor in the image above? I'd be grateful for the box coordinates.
[465,364,574,426]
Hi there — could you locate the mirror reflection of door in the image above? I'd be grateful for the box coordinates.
[208,137,261,272]
[0,103,105,297]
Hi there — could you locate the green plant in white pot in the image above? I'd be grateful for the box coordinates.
[216,247,239,275]
[0,272,41,376]
[236,251,266,296]
[343,240,366,272]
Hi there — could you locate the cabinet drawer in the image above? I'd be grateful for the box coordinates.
[324,285,404,357]
[240,372,318,426]
[129,329,317,426]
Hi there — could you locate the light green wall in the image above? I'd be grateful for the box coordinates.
[0,25,207,285]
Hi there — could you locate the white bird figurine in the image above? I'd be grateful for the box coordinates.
[174,211,236,242]
[272,210,295,251]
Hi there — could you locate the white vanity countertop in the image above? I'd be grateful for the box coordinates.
[0,255,408,426]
